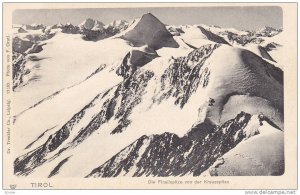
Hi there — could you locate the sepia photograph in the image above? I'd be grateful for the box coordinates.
[2,2,297,190]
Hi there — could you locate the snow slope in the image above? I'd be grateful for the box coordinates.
[207,116,284,176]
[13,32,133,113]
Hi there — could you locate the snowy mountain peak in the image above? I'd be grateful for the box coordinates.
[31,23,42,27]
[259,26,278,32]
[109,19,128,27]
[122,12,179,49]
[139,12,164,26]
[104,19,129,34]
[22,24,45,30]
[255,26,282,37]
[142,12,157,19]
[79,18,104,30]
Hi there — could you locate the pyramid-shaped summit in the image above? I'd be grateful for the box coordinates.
[122,13,179,49]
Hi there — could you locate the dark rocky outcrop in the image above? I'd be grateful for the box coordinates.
[12,54,28,90]
[86,111,281,177]
[14,67,154,176]
[198,26,230,45]
[22,24,45,31]
[167,26,185,36]
[264,42,281,52]
[13,37,34,54]
[61,23,80,34]
[117,49,158,78]
[106,20,129,35]
[255,26,282,37]
[48,156,72,178]
[17,27,27,33]
[223,31,264,46]
[258,45,276,62]
[156,44,220,108]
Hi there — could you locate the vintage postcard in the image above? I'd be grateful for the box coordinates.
[2,3,297,190]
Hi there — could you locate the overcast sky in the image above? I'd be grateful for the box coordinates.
[13,6,282,30]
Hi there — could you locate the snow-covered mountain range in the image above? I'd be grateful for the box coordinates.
[12,13,284,177]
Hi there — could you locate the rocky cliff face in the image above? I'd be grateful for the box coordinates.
[12,53,28,90]
[61,23,80,34]
[13,43,219,176]
[157,44,219,108]
[14,66,155,176]
[86,112,283,177]
[117,49,158,78]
